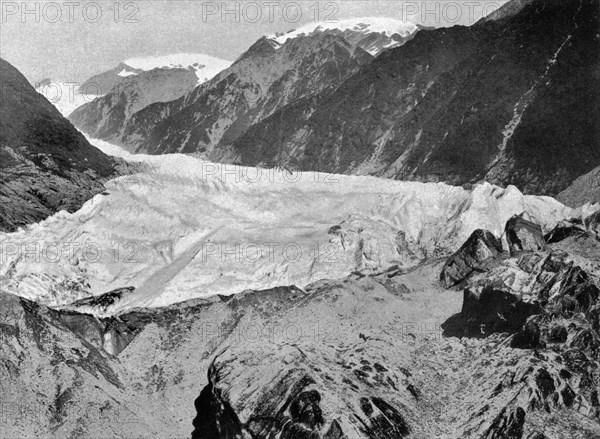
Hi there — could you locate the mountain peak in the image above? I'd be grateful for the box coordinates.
[269,17,419,55]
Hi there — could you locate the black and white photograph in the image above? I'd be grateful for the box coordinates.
[1,0,599,437]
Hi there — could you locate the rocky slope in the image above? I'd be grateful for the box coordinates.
[227,0,600,196]
[0,58,124,232]
[2,207,600,438]
[68,54,232,147]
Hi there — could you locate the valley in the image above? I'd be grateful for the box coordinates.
[1,0,599,437]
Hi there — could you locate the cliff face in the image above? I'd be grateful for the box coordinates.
[0,58,122,232]
[229,0,600,196]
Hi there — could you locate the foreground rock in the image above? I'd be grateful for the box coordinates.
[442,222,600,435]
[2,210,600,437]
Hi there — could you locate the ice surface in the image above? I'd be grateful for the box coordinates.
[0,139,594,315]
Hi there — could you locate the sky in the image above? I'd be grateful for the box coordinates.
[1,0,510,83]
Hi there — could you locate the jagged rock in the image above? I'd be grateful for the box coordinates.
[544,218,587,244]
[505,214,547,254]
[440,229,503,288]
[1,248,600,438]
[570,329,600,354]
[482,406,526,439]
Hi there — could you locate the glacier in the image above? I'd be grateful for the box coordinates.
[0,138,595,315]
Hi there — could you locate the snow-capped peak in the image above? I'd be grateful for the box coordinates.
[120,53,232,84]
[271,16,418,46]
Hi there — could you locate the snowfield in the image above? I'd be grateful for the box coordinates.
[120,53,232,84]
[0,139,595,315]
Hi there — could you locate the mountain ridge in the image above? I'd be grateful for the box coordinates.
[0,58,125,232]
[226,0,600,196]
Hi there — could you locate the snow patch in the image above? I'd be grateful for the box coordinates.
[117,68,137,77]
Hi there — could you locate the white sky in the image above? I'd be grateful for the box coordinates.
[0,0,510,82]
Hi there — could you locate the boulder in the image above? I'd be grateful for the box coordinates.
[585,210,600,238]
[440,229,503,288]
[505,214,547,254]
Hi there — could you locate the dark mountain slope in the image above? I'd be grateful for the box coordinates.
[231,23,488,170]
[126,34,373,155]
[230,0,600,196]
[0,58,121,232]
